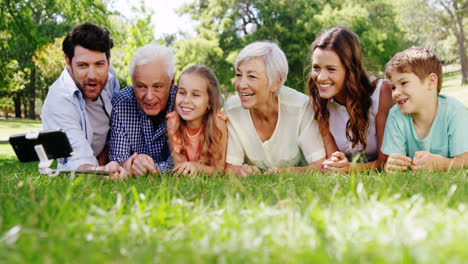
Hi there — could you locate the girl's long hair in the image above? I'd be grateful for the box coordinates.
[176,65,223,166]
[307,26,376,151]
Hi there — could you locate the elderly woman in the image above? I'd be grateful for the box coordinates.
[224,41,326,176]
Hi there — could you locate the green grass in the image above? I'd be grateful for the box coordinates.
[441,64,468,106]
[0,64,467,263]
[0,119,42,140]
[1,155,468,263]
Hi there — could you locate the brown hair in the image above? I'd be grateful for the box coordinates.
[176,65,223,166]
[385,47,442,92]
[62,22,113,62]
[307,26,376,151]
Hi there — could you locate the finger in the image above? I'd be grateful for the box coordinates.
[389,157,412,167]
[183,166,191,176]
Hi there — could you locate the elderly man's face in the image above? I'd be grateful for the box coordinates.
[133,59,173,117]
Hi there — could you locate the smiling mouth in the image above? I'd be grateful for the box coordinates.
[397,98,408,105]
[318,83,332,88]
[180,106,194,113]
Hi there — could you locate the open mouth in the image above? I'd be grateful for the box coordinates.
[397,98,408,106]
[180,106,194,114]
[319,83,332,88]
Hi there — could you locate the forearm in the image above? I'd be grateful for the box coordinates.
[441,153,468,170]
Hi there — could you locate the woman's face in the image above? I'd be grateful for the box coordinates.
[311,48,347,104]
[235,57,275,110]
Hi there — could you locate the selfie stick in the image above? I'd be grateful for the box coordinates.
[26,130,60,177]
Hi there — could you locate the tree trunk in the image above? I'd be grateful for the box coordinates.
[14,92,21,118]
[22,93,27,118]
[28,64,36,119]
[452,0,468,84]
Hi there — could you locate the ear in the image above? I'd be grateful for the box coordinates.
[426,73,438,91]
[270,77,282,94]
[170,74,176,91]
[65,55,72,67]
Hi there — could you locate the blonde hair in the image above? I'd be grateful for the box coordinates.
[176,65,223,166]
[386,46,442,92]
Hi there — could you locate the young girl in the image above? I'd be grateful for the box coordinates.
[308,26,394,173]
[166,65,228,176]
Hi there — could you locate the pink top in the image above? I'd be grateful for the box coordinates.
[166,111,228,162]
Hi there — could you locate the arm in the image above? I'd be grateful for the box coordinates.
[173,115,229,176]
[42,95,98,170]
[411,151,468,171]
[323,80,394,173]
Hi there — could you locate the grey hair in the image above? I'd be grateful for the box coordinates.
[234,41,288,87]
[129,44,176,83]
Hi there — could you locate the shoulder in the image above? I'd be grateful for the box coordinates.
[223,94,241,112]
[440,94,466,110]
[278,86,309,106]
[112,86,136,106]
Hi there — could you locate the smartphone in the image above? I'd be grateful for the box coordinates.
[9,130,73,163]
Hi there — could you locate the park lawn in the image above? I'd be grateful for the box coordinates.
[1,64,468,263]
[0,119,42,140]
[1,154,468,263]
[440,65,468,106]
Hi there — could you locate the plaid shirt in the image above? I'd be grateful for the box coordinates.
[109,85,176,172]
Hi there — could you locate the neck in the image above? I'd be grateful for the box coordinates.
[412,96,438,129]
[185,118,203,132]
[250,94,278,121]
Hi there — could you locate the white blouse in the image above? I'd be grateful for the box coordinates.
[328,79,383,162]
[225,86,325,169]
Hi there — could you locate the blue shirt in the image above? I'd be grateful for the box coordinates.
[381,94,468,159]
[42,66,120,170]
[109,85,176,172]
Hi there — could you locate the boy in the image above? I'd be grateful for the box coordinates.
[382,47,468,172]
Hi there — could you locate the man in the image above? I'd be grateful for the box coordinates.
[109,44,176,177]
[42,22,127,179]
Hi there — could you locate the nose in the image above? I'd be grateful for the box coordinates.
[87,65,97,80]
[317,70,327,82]
[237,75,248,90]
[145,88,155,101]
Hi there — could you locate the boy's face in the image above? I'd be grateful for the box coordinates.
[388,71,437,115]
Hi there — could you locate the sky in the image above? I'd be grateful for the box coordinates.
[108,0,196,39]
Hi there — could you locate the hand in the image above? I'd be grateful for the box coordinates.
[322,151,350,173]
[103,161,128,180]
[385,153,412,173]
[130,154,158,177]
[412,151,446,171]
[172,161,203,176]
[238,164,261,177]
[265,166,283,174]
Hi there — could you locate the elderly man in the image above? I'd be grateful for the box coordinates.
[42,22,127,179]
[109,44,176,177]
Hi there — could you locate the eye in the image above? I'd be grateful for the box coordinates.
[193,93,200,97]
[248,75,256,79]
[178,90,185,95]
[328,67,336,72]
[236,73,241,77]
[401,81,408,85]
[312,65,320,70]
[391,86,396,91]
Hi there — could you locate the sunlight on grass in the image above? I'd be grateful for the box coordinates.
[0,119,42,139]
[441,64,468,106]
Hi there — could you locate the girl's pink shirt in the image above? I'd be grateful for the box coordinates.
[166,111,228,162]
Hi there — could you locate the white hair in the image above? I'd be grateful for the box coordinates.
[128,44,176,83]
[234,41,288,87]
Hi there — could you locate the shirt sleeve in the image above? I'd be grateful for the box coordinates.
[448,106,468,157]
[380,110,407,156]
[225,119,245,166]
[42,97,97,170]
[109,100,132,163]
[298,103,326,163]
[155,154,173,173]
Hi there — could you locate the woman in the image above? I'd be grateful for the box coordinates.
[224,41,326,176]
[308,26,393,173]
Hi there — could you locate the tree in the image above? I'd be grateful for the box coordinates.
[0,0,115,118]
[179,0,404,93]
[394,0,468,84]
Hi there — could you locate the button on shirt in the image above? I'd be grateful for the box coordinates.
[42,66,119,170]
[109,86,176,172]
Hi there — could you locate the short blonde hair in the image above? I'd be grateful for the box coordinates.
[386,47,442,92]
[234,41,288,88]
